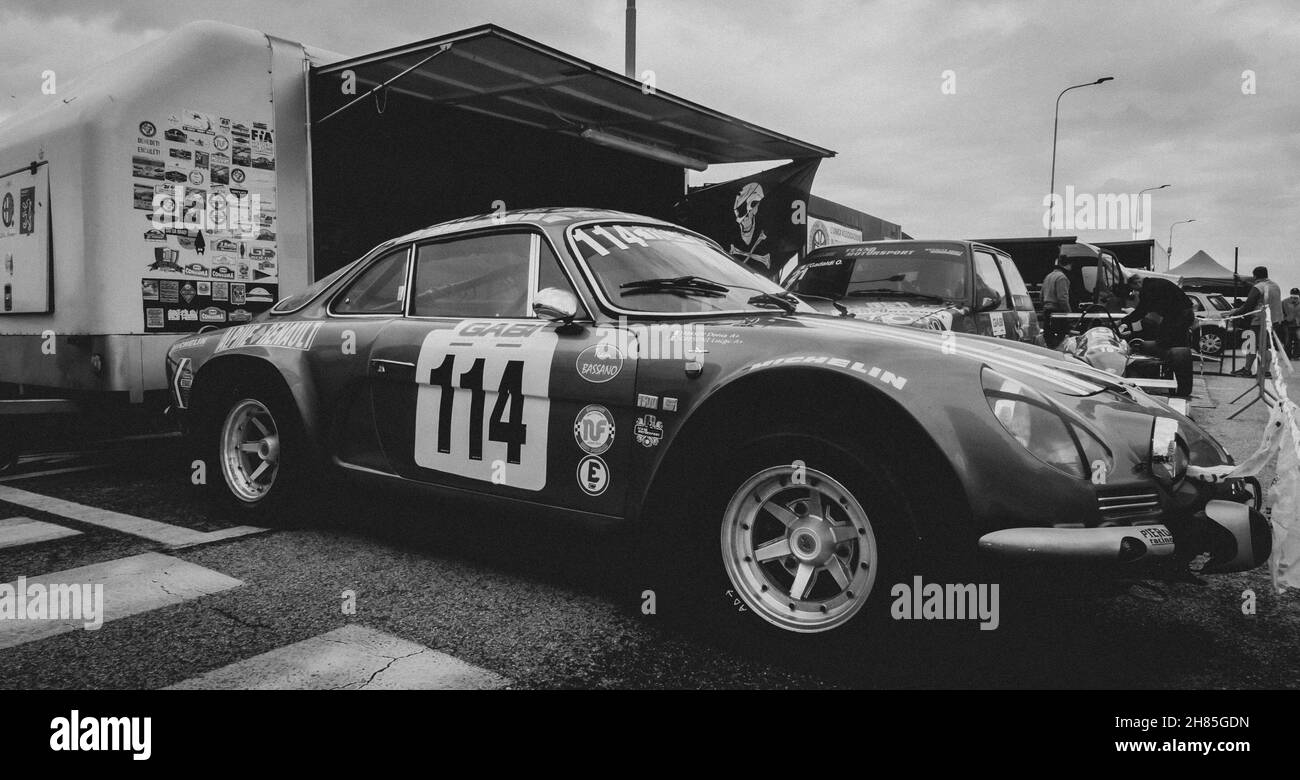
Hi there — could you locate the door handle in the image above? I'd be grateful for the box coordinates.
[369,359,416,381]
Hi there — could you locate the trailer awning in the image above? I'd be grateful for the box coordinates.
[310,24,833,168]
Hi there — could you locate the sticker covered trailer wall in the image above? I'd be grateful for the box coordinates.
[0,21,314,411]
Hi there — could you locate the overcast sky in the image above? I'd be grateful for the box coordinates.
[3,0,1297,289]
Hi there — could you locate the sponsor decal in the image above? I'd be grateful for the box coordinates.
[159,280,179,303]
[459,321,544,338]
[182,262,208,278]
[230,168,246,184]
[141,280,159,301]
[573,405,615,455]
[230,284,246,305]
[213,135,230,152]
[245,286,273,304]
[576,455,609,496]
[214,239,238,252]
[250,247,275,260]
[197,281,211,296]
[662,397,679,412]
[636,393,658,410]
[179,282,196,304]
[215,321,324,352]
[198,306,226,323]
[634,415,663,447]
[228,308,252,323]
[143,229,166,242]
[743,356,908,390]
[210,265,235,280]
[145,308,164,328]
[576,343,624,383]
[211,281,229,302]
[139,121,157,138]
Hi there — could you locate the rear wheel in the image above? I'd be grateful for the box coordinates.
[202,380,310,522]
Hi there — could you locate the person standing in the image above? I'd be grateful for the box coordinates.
[1040,255,1073,347]
[1228,266,1284,376]
[1283,287,1300,359]
[1116,274,1196,396]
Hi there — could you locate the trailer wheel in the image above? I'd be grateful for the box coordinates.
[205,380,310,523]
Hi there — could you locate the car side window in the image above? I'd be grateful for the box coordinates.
[331,248,409,315]
[992,253,1034,310]
[411,232,573,319]
[972,250,1009,309]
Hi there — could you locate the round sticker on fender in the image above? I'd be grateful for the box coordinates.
[574,405,615,455]
[577,455,610,496]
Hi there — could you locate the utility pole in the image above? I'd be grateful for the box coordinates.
[625,0,636,78]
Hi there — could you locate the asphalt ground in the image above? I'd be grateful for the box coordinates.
[0,364,1297,689]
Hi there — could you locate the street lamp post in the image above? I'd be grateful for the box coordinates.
[1168,219,1196,264]
[1133,184,1170,239]
[1048,77,1115,236]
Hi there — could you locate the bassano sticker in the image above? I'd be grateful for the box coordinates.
[215,321,323,352]
[576,343,624,383]
[573,405,615,455]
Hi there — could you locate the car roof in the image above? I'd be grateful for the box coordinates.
[388,207,677,246]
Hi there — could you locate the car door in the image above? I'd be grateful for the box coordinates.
[365,228,639,517]
[991,251,1040,343]
[971,248,1019,340]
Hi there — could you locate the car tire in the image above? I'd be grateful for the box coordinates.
[1196,326,1225,356]
[200,379,311,523]
[644,429,916,644]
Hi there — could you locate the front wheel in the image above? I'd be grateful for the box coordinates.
[721,464,880,633]
[1196,326,1225,356]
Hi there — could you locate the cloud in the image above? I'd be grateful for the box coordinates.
[1,0,1297,288]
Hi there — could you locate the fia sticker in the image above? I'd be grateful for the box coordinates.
[577,455,609,496]
[573,405,615,455]
[634,415,663,448]
[636,393,658,410]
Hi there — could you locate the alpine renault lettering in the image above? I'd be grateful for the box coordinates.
[166,208,1269,636]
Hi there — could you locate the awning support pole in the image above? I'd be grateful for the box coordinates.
[315,43,452,125]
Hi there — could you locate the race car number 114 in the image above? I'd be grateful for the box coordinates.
[413,323,558,490]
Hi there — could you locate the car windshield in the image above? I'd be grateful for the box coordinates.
[569,222,796,314]
[786,243,968,303]
[1207,294,1231,311]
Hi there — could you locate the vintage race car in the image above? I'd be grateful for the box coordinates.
[784,240,1042,345]
[166,208,1270,636]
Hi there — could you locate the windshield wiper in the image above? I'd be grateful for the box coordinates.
[620,275,731,295]
[846,289,948,303]
[746,291,798,314]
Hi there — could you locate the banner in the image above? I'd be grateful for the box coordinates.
[0,165,51,314]
[675,158,821,279]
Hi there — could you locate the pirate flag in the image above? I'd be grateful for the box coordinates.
[675,158,821,279]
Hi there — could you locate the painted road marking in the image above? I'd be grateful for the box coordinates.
[166,625,511,690]
[0,517,81,550]
[0,552,242,651]
[0,485,267,548]
[0,464,111,483]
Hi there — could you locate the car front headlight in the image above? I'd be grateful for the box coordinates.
[981,367,1110,479]
[1150,416,1189,484]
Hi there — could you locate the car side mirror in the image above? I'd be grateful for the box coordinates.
[977,295,1001,312]
[533,287,579,323]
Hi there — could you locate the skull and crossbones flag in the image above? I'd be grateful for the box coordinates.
[674,158,821,279]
